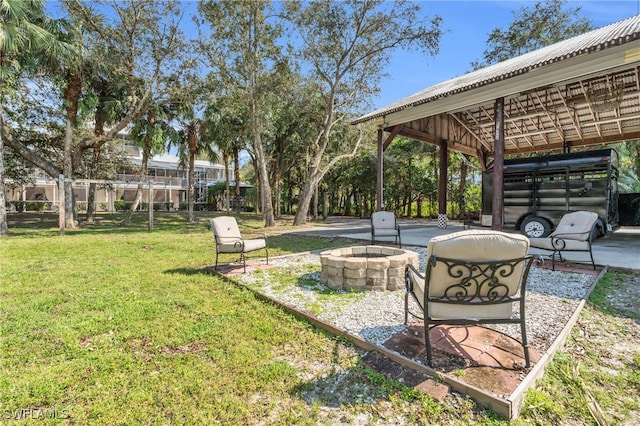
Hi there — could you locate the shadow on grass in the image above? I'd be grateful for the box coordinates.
[164,267,212,276]
[5,211,272,238]
[6,213,358,250]
[6,211,205,236]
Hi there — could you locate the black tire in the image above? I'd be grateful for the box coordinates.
[520,216,552,238]
[591,219,604,240]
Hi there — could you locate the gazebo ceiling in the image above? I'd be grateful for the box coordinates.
[353,15,640,160]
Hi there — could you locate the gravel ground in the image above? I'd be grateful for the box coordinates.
[239,247,596,357]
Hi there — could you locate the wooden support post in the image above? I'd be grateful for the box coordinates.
[492,97,505,230]
[376,128,384,211]
[438,139,448,229]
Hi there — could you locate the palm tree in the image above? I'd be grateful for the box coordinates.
[201,106,232,212]
[120,106,176,226]
[172,117,220,223]
[165,72,220,223]
[202,97,248,213]
[619,169,640,193]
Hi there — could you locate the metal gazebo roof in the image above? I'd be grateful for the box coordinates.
[353,15,640,160]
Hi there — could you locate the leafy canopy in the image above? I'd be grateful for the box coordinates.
[472,0,592,69]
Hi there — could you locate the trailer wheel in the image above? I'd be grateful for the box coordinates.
[521,216,552,238]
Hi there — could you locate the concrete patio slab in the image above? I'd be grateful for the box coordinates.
[290,218,640,271]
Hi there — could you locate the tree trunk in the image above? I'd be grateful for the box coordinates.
[293,119,364,226]
[63,70,82,229]
[253,132,274,226]
[187,121,198,223]
[250,156,262,215]
[287,180,293,215]
[86,183,97,222]
[458,159,468,218]
[63,118,76,228]
[293,175,317,225]
[85,147,101,223]
[233,143,241,213]
[223,152,230,212]
[273,137,283,218]
[273,168,281,218]
[250,93,274,226]
[86,103,107,223]
[122,172,147,226]
[0,100,9,235]
[312,183,318,220]
[121,147,150,226]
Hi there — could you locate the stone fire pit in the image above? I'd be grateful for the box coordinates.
[319,246,419,292]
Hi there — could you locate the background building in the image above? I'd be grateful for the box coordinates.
[6,143,233,212]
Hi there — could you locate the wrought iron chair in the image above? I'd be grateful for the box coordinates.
[210,216,268,273]
[405,230,541,368]
[371,211,402,248]
[528,211,599,270]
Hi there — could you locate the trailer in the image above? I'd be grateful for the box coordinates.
[482,149,619,238]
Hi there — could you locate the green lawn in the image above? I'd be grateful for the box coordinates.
[1,212,638,425]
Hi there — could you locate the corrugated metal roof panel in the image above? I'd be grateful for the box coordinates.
[353,15,640,124]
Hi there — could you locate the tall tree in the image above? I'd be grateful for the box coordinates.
[201,94,249,213]
[286,0,442,225]
[82,72,129,222]
[471,0,592,69]
[267,72,318,218]
[198,0,284,227]
[0,0,75,234]
[65,0,186,224]
[120,106,175,226]
[165,69,216,223]
[2,1,186,232]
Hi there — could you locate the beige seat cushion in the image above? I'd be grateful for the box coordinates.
[210,217,266,254]
[529,211,598,252]
[371,211,398,231]
[528,238,590,251]
[415,230,530,319]
[549,211,598,241]
[210,216,242,242]
[374,228,400,236]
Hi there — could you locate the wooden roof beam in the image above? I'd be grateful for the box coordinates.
[503,130,640,155]
[580,111,640,126]
[381,125,403,150]
[384,125,438,146]
[462,110,495,147]
[383,124,481,157]
[525,91,563,141]
[579,80,604,138]
[448,113,492,150]
[447,140,481,157]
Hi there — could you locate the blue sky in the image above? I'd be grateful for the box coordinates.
[46,1,639,110]
[376,0,639,109]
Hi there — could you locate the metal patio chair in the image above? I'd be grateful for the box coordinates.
[405,230,541,368]
[528,211,599,270]
[371,211,402,248]
[210,216,268,273]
